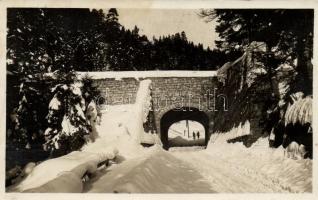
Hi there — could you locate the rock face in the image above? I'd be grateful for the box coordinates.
[212,44,273,146]
[211,42,312,159]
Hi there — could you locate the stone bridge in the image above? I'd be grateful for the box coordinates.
[86,71,227,149]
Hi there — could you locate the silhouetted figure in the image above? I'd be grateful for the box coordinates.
[192,131,196,140]
[197,131,200,139]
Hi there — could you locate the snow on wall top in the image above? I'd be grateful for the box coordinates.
[76,70,217,80]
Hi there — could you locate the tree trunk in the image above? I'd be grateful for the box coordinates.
[295,37,312,95]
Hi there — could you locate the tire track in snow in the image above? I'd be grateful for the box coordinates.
[171,150,290,193]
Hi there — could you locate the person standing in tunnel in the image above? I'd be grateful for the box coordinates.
[197,131,200,139]
[193,131,196,140]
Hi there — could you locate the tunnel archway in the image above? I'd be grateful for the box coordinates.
[160,107,209,150]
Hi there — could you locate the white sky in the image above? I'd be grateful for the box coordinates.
[116,9,218,49]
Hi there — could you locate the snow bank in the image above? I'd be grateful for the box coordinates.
[208,120,251,144]
[85,146,214,193]
[83,79,154,157]
[206,132,312,192]
[94,79,159,145]
[7,149,118,192]
[82,105,144,159]
[78,79,159,169]
[22,170,83,193]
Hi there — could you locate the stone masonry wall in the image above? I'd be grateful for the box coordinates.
[92,76,219,140]
[93,76,219,111]
[93,78,139,105]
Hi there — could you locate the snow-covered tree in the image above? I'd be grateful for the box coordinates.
[44,73,91,156]
[11,82,46,149]
[7,9,107,156]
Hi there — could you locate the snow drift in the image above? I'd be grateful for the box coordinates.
[208,120,251,144]
[85,146,214,193]
[7,149,118,192]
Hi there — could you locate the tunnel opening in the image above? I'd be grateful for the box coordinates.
[160,107,209,150]
[168,120,206,148]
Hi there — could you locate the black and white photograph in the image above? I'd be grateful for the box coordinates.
[2,0,316,196]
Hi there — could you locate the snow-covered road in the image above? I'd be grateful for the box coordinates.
[172,149,288,193]
[83,145,311,193]
[84,147,215,193]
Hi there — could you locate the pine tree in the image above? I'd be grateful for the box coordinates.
[7,8,109,150]
[7,9,53,149]
[200,9,313,95]
[44,72,91,156]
